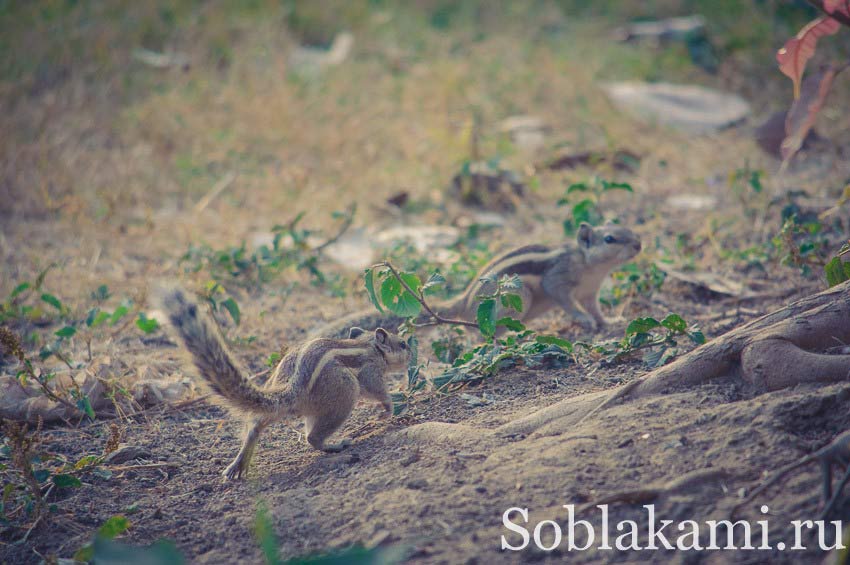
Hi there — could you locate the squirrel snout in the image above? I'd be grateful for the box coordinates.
[632,240,642,252]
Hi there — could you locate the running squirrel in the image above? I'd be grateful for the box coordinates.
[313,221,642,338]
[159,288,410,480]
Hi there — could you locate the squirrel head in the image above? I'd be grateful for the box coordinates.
[577,221,642,266]
[349,326,411,372]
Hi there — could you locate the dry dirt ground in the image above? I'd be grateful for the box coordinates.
[2,1,850,563]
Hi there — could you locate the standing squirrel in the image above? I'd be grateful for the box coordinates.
[159,287,410,480]
[312,221,642,338]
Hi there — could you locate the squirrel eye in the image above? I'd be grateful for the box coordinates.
[604,235,616,244]
[400,342,408,350]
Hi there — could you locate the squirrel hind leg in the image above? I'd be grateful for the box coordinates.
[222,419,268,480]
[304,403,356,452]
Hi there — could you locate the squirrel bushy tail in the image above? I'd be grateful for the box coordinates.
[159,287,297,416]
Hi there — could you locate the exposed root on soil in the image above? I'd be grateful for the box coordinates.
[731,429,850,520]
[578,468,734,514]
[575,279,850,427]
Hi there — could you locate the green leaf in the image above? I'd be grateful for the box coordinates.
[571,199,603,226]
[601,180,634,192]
[77,396,95,419]
[41,293,63,311]
[52,474,82,488]
[660,314,687,333]
[55,326,76,338]
[220,298,241,326]
[254,502,280,565]
[33,469,51,482]
[266,352,282,368]
[73,545,94,563]
[91,284,110,301]
[643,348,665,368]
[567,182,589,194]
[34,264,54,290]
[495,317,525,332]
[364,268,384,313]
[825,257,850,288]
[10,282,31,299]
[476,299,497,338]
[626,317,661,336]
[98,515,131,539]
[89,310,111,328]
[136,313,160,334]
[687,330,706,345]
[110,305,129,325]
[535,335,574,352]
[500,293,524,313]
[75,455,101,470]
[380,273,421,317]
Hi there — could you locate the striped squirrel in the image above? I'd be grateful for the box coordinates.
[312,221,641,338]
[159,287,410,480]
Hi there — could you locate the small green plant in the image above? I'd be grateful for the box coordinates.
[578,313,705,367]
[774,214,829,276]
[825,241,850,287]
[0,265,66,324]
[728,164,767,217]
[558,176,633,236]
[199,281,241,326]
[181,206,354,293]
[254,501,281,565]
[380,227,493,301]
[600,260,667,307]
[364,263,574,407]
[265,352,282,368]
[1,420,121,535]
[433,328,573,392]
[1,326,89,418]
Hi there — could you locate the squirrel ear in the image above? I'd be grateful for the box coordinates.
[348,327,366,339]
[374,328,389,344]
[577,223,593,248]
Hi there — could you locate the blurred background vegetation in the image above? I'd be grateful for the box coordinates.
[0,0,845,223]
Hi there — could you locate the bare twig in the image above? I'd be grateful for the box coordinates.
[194,172,236,213]
[373,261,479,329]
[731,430,850,520]
[107,462,181,472]
[312,203,357,253]
[578,468,733,514]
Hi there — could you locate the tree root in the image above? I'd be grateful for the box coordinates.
[731,430,850,520]
[578,468,734,514]
[578,279,850,425]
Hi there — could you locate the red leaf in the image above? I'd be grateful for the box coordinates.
[777,16,841,98]
[781,63,848,163]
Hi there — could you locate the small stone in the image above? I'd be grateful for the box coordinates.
[406,478,428,490]
[603,82,750,134]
